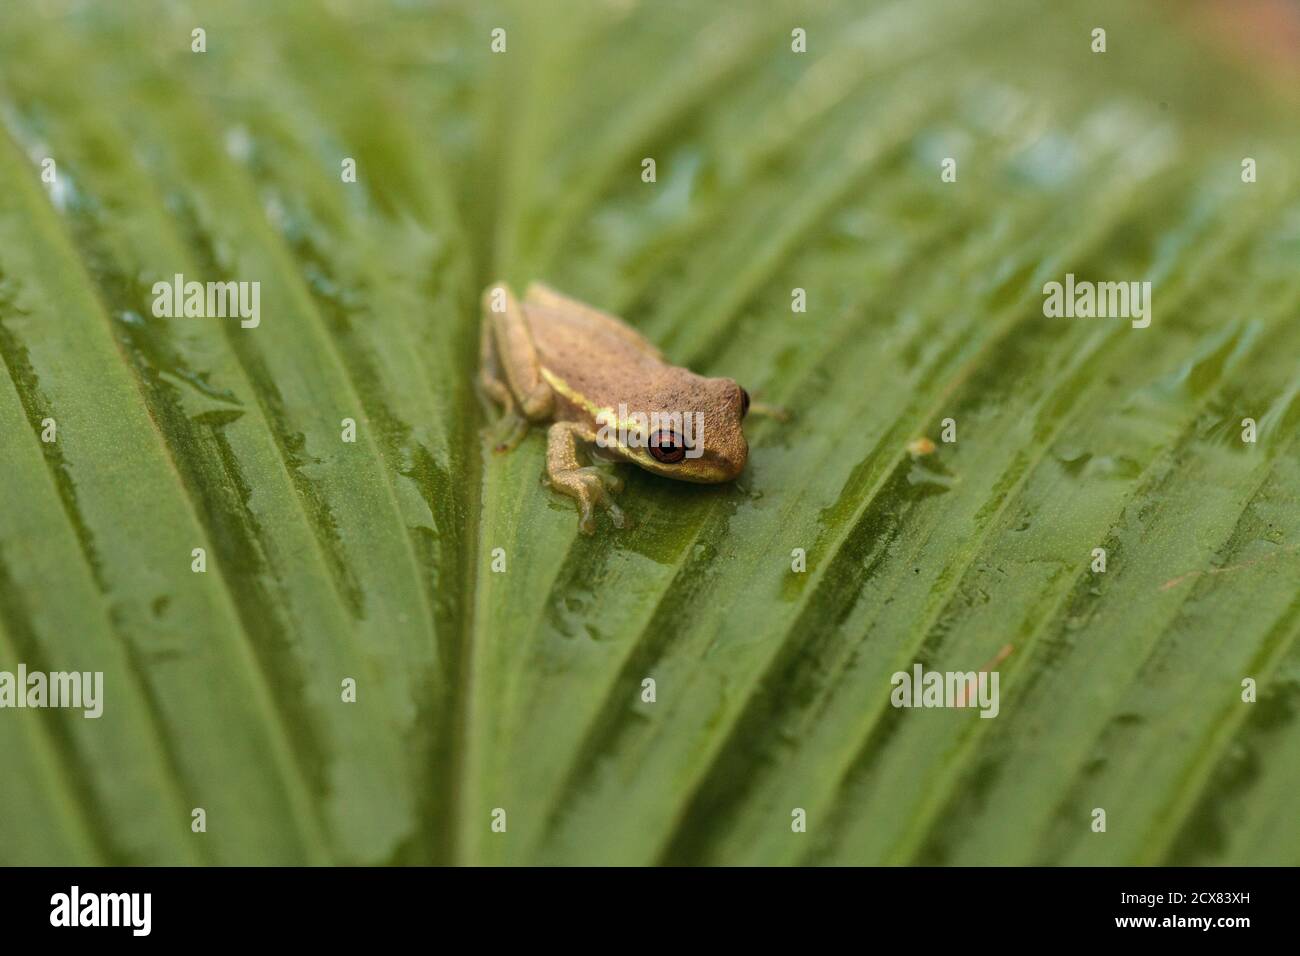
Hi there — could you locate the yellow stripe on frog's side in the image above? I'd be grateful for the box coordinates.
[540,367,605,421]
[540,366,654,461]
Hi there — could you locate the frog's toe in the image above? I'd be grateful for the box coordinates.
[588,477,628,528]
[552,467,628,534]
[747,401,791,422]
[595,488,629,530]
[491,411,529,453]
[578,465,624,493]
[584,477,628,532]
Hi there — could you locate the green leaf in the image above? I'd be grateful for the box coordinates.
[0,0,1297,865]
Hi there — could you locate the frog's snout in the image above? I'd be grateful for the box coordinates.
[720,446,748,481]
[698,442,747,483]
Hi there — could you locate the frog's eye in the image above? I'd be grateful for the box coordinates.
[740,388,751,418]
[648,429,687,464]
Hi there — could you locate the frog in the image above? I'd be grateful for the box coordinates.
[478,281,776,533]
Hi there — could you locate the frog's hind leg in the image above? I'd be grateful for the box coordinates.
[483,282,554,420]
[478,311,513,413]
[478,309,529,452]
[546,421,627,534]
[481,282,553,452]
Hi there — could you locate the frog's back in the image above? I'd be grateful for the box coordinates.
[524,283,665,360]
[526,302,669,416]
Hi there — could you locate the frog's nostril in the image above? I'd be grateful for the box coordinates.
[740,388,751,417]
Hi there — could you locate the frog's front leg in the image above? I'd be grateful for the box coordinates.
[546,421,627,534]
